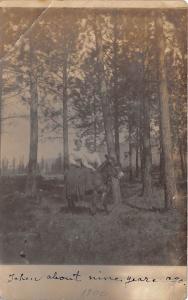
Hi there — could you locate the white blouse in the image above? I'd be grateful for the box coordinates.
[69,147,101,171]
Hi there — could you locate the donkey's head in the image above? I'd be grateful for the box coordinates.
[99,155,124,180]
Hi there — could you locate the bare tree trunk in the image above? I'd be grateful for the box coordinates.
[139,98,144,182]
[128,119,133,181]
[95,15,121,204]
[156,63,164,186]
[135,127,139,177]
[62,57,69,171]
[141,17,153,200]
[113,14,120,164]
[93,96,97,151]
[114,107,120,164]
[159,143,165,184]
[0,62,2,178]
[0,11,3,178]
[182,139,187,177]
[179,140,186,179]
[26,38,38,197]
[159,113,165,185]
[142,94,152,198]
[156,15,177,209]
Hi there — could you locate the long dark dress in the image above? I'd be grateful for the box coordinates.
[65,165,101,200]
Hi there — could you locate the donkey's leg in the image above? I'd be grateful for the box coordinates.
[90,190,97,216]
[101,191,108,214]
[67,195,72,210]
[101,184,110,214]
[67,194,76,212]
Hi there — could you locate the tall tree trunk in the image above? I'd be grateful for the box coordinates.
[128,119,133,181]
[142,95,152,198]
[159,143,165,184]
[159,111,165,185]
[179,140,186,179]
[26,38,38,197]
[95,15,121,204]
[0,62,2,178]
[93,96,97,151]
[0,10,4,178]
[114,104,120,164]
[157,61,164,186]
[139,98,144,182]
[113,14,120,164]
[182,139,187,177]
[135,127,139,177]
[62,57,69,171]
[142,17,152,200]
[141,17,153,199]
[156,15,177,209]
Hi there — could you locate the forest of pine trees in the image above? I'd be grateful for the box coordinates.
[0,8,187,209]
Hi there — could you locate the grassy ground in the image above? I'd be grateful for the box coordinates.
[0,175,186,265]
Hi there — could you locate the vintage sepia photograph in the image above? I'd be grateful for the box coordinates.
[0,5,187,265]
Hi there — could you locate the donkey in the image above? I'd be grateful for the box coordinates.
[65,155,124,215]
